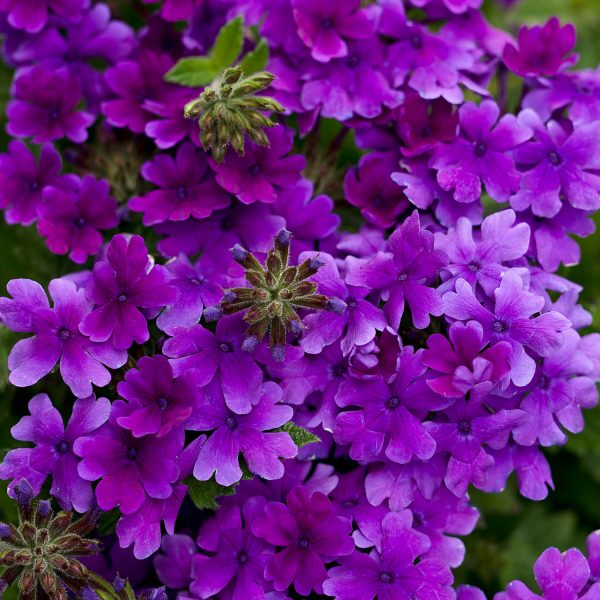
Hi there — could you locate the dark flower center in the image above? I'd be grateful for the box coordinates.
[493,319,506,332]
[346,299,358,310]
[474,142,487,157]
[458,420,472,434]
[347,55,360,68]
[548,151,563,166]
[412,511,425,527]
[225,416,237,430]
[237,551,248,564]
[127,447,138,461]
[56,440,70,454]
[387,396,400,409]
[421,126,433,137]
[468,262,479,272]
[190,275,204,285]
[380,572,394,584]
[398,272,408,281]
[157,397,168,410]
[220,215,234,230]
[48,108,60,120]
[410,34,423,49]
[75,217,86,228]
[118,293,127,303]
[298,535,310,549]
[343,499,357,507]
[248,164,261,176]
[58,328,71,341]
[332,363,346,377]
[321,18,334,29]
[538,375,548,389]
[176,186,188,199]
[29,180,40,193]
[219,341,233,353]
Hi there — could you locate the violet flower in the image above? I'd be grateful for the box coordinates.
[188,380,297,486]
[37,175,119,264]
[252,486,355,595]
[346,211,448,329]
[80,234,178,350]
[0,394,110,511]
[0,277,127,397]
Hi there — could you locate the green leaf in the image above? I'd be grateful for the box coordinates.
[97,507,121,535]
[165,16,245,87]
[277,422,321,448]
[185,475,238,510]
[210,15,245,70]
[240,38,270,74]
[165,56,219,87]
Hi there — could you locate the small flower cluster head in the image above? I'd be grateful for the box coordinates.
[185,66,285,162]
[0,0,599,599]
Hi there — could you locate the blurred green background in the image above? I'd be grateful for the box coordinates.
[1,0,600,595]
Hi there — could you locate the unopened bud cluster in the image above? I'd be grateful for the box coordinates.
[184,66,285,162]
[209,229,346,361]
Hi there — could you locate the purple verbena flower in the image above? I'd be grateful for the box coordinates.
[432,100,532,203]
[37,175,119,264]
[0,0,90,33]
[80,234,178,350]
[7,66,94,143]
[0,277,127,397]
[0,394,110,511]
[130,143,230,225]
[75,401,183,515]
[252,486,355,595]
[346,211,448,329]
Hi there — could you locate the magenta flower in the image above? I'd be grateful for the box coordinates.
[0,141,70,226]
[188,380,297,486]
[497,546,599,600]
[0,277,127,397]
[346,211,448,329]
[157,253,231,334]
[0,0,90,33]
[335,346,448,464]
[163,315,264,414]
[252,486,355,595]
[0,394,110,511]
[211,126,306,204]
[300,252,386,356]
[324,511,454,600]
[423,321,512,401]
[37,176,119,264]
[101,51,173,134]
[511,112,600,217]
[443,272,572,386]
[503,17,577,78]
[435,209,531,295]
[7,66,94,143]
[291,0,379,63]
[116,355,201,438]
[130,143,230,225]
[191,499,272,599]
[80,234,178,350]
[75,401,183,515]
[344,152,409,228]
[431,100,532,203]
[142,0,202,22]
[426,398,525,496]
[116,485,187,560]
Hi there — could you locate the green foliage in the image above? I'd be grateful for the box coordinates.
[240,38,270,74]
[165,17,245,86]
[276,422,321,448]
[185,475,239,510]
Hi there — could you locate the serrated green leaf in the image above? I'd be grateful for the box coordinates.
[277,422,320,448]
[210,16,244,71]
[240,38,270,74]
[185,475,237,510]
[165,56,219,87]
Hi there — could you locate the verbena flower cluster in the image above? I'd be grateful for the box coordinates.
[0,0,599,598]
